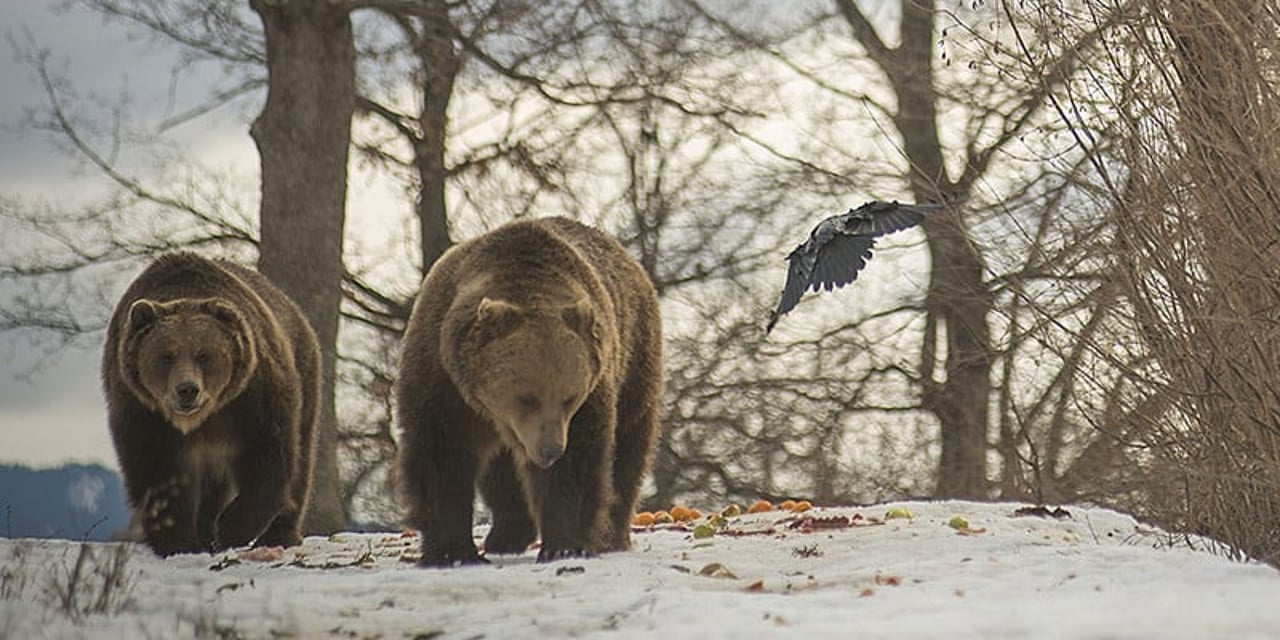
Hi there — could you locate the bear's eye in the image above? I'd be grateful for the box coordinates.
[516,394,540,413]
[194,350,210,364]
[159,353,176,366]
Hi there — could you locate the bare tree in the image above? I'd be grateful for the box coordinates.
[249,0,357,534]
[1,36,258,343]
[10,0,1198,546]
[648,0,1116,503]
[986,0,1280,566]
[1076,0,1280,564]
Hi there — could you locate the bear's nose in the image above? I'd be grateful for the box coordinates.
[174,381,200,410]
[532,442,565,469]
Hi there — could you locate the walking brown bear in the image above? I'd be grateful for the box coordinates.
[396,216,664,566]
[101,252,320,556]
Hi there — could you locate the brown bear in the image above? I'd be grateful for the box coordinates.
[396,216,664,566]
[101,252,320,556]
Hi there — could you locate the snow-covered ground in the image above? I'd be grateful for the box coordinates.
[2,499,1278,639]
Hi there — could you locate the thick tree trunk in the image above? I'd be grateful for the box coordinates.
[919,219,991,498]
[893,0,991,498]
[414,0,459,273]
[249,0,356,534]
[837,0,991,498]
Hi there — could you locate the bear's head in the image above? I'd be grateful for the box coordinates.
[464,296,602,469]
[119,297,257,434]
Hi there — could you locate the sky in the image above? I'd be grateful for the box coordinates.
[3,499,1279,638]
[0,0,165,470]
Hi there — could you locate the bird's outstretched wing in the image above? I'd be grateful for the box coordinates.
[766,201,941,333]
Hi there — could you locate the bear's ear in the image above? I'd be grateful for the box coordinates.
[126,299,164,331]
[196,298,244,328]
[198,299,255,349]
[561,298,598,340]
[477,297,522,323]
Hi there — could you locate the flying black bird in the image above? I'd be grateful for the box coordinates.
[766,200,943,333]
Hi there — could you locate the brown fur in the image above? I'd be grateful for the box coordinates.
[396,216,664,566]
[101,252,320,556]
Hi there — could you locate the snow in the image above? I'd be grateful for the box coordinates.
[3,500,1279,639]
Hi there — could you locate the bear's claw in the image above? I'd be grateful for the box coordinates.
[536,546,594,563]
[418,552,490,569]
[418,542,489,568]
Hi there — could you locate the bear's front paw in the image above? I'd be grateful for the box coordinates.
[602,527,633,553]
[145,513,177,533]
[147,534,205,557]
[418,542,488,568]
[417,537,486,568]
[214,495,281,550]
[483,526,536,555]
[255,530,302,548]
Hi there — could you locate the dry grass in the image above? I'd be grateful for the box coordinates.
[0,540,34,602]
[43,543,139,621]
[1102,0,1280,566]
[2,540,139,623]
[1001,0,1280,566]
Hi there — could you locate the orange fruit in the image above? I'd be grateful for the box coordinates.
[747,499,773,514]
[653,510,675,524]
[670,505,691,522]
[631,512,656,527]
[792,500,813,513]
[778,499,797,511]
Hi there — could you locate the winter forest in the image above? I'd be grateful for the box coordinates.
[3,0,1279,569]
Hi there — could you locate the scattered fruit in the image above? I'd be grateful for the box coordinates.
[670,505,692,522]
[747,499,774,514]
[778,499,797,512]
[698,562,737,579]
[947,515,970,530]
[653,510,675,524]
[721,503,743,518]
[692,523,716,539]
[885,506,913,520]
[631,512,656,527]
[791,500,813,513]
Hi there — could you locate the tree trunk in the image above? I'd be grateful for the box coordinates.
[414,0,460,273]
[919,219,991,498]
[249,0,356,534]
[891,0,991,498]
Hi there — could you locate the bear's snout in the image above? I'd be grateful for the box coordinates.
[531,440,565,469]
[173,381,201,413]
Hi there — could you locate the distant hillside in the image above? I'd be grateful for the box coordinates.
[0,463,131,541]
